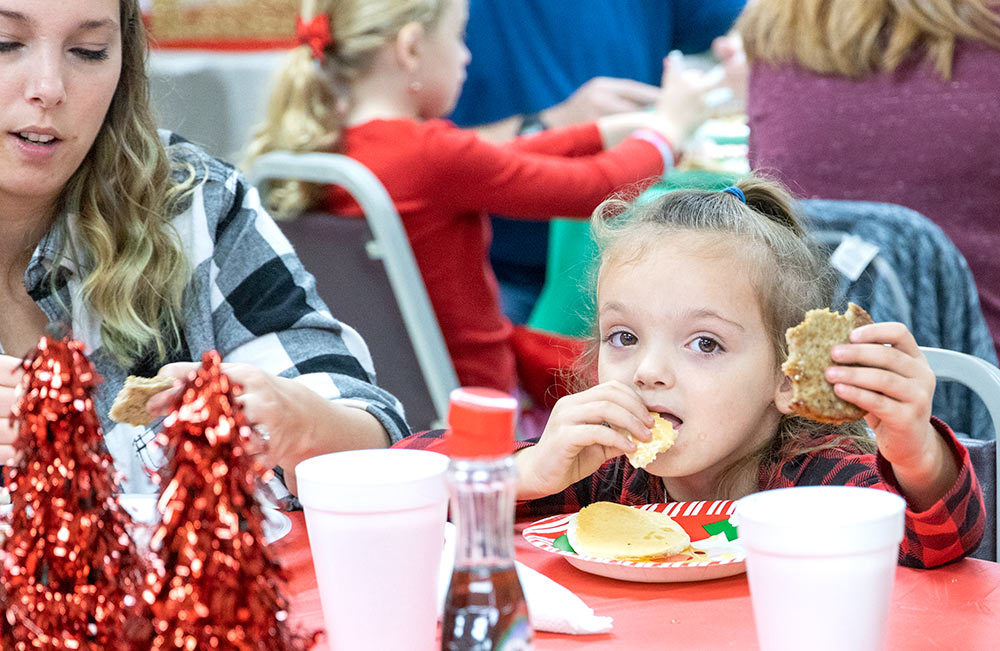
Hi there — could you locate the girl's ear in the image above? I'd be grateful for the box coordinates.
[394,21,426,72]
[774,374,795,414]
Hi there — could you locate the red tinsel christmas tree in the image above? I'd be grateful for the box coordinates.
[1,335,150,650]
[145,350,317,649]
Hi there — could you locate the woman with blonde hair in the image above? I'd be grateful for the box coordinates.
[0,0,408,495]
[245,0,722,403]
[738,0,1000,356]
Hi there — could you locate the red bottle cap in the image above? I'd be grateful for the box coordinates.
[445,387,518,458]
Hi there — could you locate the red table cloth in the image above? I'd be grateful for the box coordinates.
[275,512,1000,649]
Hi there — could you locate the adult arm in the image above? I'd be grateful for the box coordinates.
[474,77,663,143]
[145,154,409,494]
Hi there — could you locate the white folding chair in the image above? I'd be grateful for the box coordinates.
[247,152,459,430]
[922,346,1000,561]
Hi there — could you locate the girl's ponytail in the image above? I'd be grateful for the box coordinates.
[243,40,342,219]
[242,0,445,219]
[737,177,805,237]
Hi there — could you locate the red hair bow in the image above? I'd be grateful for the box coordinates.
[295,13,332,62]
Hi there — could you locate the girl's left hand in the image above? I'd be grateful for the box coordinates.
[148,362,316,471]
[826,322,958,507]
[826,322,936,467]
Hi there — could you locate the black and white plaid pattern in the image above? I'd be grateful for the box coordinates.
[19,132,409,495]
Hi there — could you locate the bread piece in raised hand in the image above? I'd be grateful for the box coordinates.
[109,375,176,427]
[782,303,873,425]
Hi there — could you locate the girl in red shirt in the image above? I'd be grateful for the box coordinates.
[245,0,722,402]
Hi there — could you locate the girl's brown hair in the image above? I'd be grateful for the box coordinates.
[57,0,193,366]
[585,178,875,499]
[739,0,1000,79]
[242,0,446,218]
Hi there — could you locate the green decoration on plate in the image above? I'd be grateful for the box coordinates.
[553,534,576,553]
[703,519,739,542]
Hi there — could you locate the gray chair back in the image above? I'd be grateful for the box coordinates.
[804,200,998,441]
[922,346,1000,561]
[247,152,459,431]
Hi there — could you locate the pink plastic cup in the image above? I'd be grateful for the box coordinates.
[296,449,450,650]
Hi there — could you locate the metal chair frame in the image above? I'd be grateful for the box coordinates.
[921,346,1000,559]
[248,151,458,428]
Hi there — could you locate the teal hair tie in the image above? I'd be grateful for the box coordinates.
[722,186,746,203]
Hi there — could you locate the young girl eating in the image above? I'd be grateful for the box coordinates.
[398,177,985,568]
[244,0,721,400]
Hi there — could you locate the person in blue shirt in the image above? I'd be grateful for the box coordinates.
[449,0,747,324]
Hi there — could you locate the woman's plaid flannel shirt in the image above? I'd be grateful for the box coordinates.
[14,132,410,497]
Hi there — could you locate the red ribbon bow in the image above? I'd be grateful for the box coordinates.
[295,13,332,62]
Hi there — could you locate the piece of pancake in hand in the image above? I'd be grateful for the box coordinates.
[782,303,873,425]
[567,501,691,560]
[109,375,176,426]
[626,412,677,469]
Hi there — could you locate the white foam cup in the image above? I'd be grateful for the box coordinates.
[296,448,449,651]
[735,486,906,651]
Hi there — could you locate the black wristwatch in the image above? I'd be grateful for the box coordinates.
[517,112,548,135]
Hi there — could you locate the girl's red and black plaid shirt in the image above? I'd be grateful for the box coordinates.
[393,418,984,569]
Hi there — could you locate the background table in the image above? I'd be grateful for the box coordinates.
[148,49,287,162]
[275,512,1000,649]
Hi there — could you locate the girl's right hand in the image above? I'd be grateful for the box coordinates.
[516,381,654,500]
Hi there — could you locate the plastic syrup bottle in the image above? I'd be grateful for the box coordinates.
[441,387,534,651]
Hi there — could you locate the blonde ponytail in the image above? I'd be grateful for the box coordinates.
[243,0,446,219]
[243,44,341,218]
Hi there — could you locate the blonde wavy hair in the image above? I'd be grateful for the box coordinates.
[242,0,446,218]
[739,0,1000,79]
[581,178,875,500]
[58,0,192,366]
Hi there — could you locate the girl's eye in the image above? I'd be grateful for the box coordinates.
[605,330,638,347]
[72,47,109,61]
[0,41,24,54]
[688,336,721,354]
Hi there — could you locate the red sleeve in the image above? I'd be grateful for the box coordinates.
[876,419,986,569]
[504,123,606,157]
[768,419,985,568]
[420,121,665,219]
[391,429,450,454]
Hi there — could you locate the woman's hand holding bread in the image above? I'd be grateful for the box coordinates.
[146,361,388,494]
[516,381,653,500]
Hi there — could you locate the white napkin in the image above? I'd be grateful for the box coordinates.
[437,524,613,635]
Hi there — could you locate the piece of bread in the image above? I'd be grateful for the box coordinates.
[109,375,176,426]
[782,303,873,425]
[626,412,677,469]
[567,501,691,560]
